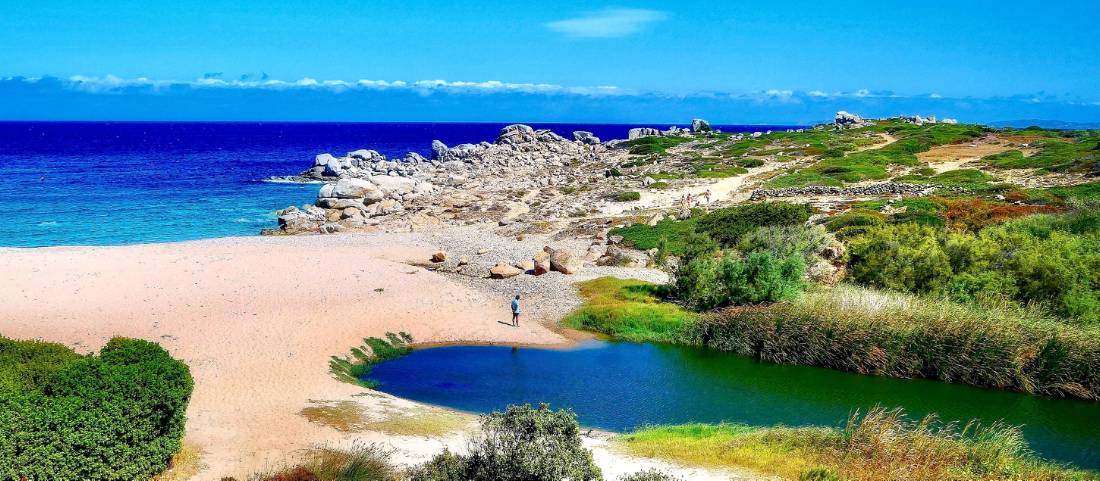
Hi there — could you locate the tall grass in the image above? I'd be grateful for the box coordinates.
[686,285,1100,400]
[328,332,413,388]
[619,407,1095,481]
[231,444,401,481]
[562,277,697,343]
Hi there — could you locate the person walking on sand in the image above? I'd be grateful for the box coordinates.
[511,295,521,327]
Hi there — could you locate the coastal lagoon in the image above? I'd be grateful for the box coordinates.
[0,121,799,247]
[371,340,1100,469]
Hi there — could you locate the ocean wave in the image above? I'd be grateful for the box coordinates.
[262,177,325,184]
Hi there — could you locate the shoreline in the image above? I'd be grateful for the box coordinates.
[1,223,714,480]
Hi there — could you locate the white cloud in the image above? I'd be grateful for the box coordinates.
[547,8,667,38]
[807,90,829,98]
[929,93,943,99]
[41,75,629,97]
[853,88,871,98]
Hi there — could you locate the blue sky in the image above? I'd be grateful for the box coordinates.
[2,0,1099,123]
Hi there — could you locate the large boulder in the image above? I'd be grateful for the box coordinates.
[332,178,382,199]
[370,175,418,195]
[431,140,449,160]
[532,251,551,275]
[691,118,712,132]
[547,248,581,275]
[496,124,537,145]
[573,131,600,145]
[489,262,523,279]
[628,128,662,140]
[347,149,384,162]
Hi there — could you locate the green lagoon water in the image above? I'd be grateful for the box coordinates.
[370,340,1100,469]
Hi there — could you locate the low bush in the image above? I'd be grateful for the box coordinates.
[623,136,692,155]
[735,224,830,262]
[617,469,682,481]
[0,337,193,481]
[612,191,641,202]
[695,202,812,248]
[846,213,1100,323]
[411,404,602,481]
[676,251,805,310]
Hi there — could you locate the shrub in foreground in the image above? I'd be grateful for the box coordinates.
[411,404,601,481]
[0,337,193,481]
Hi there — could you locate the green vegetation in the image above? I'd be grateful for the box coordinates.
[623,135,693,155]
[233,444,403,481]
[847,211,1100,323]
[767,123,985,187]
[649,181,670,189]
[609,217,699,254]
[620,407,1094,481]
[687,284,1100,399]
[695,202,813,247]
[984,134,1100,173]
[612,191,641,202]
[693,163,748,178]
[0,336,193,481]
[676,251,805,310]
[563,277,698,343]
[411,404,601,481]
[328,332,413,388]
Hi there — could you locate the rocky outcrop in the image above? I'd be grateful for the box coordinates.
[750,183,935,201]
[691,118,711,132]
[628,128,662,140]
[573,131,600,145]
[834,111,873,130]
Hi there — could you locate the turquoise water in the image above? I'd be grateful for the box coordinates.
[370,340,1100,469]
[0,121,801,247]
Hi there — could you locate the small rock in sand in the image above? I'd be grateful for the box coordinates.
[430,251,447,263]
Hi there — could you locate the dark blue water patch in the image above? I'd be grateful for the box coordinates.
[369,340,1100,470]
[0,121,800,247]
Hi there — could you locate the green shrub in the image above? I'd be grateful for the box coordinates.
[736,224,830,262]
[695,202,812,248]
[412,404,602,481]
[0,337,82,391]
[613,191,641,202]
[618,469,682,481]
[563,277,697,343]
[823,209,885,232]
[846,213,1100,323]
[623,136,692,155]
[0,337,193,481]
[649,181,670,189]
[677,251,805,310]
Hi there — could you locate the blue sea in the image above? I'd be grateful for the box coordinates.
[0,121,800,247]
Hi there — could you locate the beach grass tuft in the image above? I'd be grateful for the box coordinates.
[328,332,413,388]
[619,407,1096,481]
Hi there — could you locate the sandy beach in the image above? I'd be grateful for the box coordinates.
[0,227,740,480]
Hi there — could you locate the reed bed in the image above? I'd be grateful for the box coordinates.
[686,285,1100,400]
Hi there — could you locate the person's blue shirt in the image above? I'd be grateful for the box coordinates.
[511,299,520,314]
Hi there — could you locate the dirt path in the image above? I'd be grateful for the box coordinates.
[599,160,790,215]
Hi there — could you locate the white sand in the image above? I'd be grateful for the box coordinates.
[0,232,750,480]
